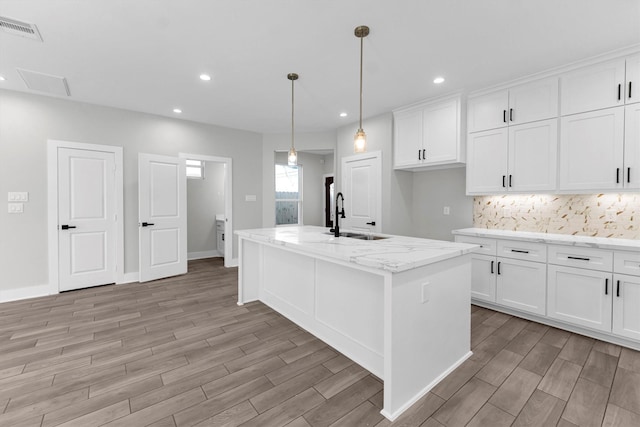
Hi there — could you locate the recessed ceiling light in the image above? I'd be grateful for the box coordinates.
[199,74,211,81]
[339,112,348,117]
[433,77,445,84]
[173,108,182,114]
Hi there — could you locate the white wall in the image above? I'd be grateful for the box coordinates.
[0,89,263,297]
[262,132,336,227]
[411,168,474,241]
[187,162,225,255]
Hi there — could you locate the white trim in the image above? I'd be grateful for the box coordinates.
[121,272,139,284]
[47,140,124,295]
[380,351,473,421]
[188,250,221,260]
[0,284,50,303]
[469,44,640,98]
[179,153,233,267]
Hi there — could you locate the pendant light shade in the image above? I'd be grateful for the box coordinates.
[287,73,299,166]
[354,25,369,153]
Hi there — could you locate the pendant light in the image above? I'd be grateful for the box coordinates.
[354,25,369,153]
[287,73,299,166]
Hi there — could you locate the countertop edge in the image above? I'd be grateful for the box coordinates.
[453,228,640,251]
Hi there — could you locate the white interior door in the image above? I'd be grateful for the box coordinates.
[58,148,116,291]
[139,153,187,282]
[341,152,381,233]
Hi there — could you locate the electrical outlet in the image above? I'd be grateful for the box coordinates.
[605,209,616,222]
[443,206,450,215]
[8,192,28,202]
[503,207,511,217]
[8,203,23,213]
[421,282,430,304]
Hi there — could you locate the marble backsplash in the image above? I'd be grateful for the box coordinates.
[473,194,640,239]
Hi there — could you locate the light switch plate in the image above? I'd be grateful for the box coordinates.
[8,192,28,202]
[605,209,616,221]
[245,195,257,202]
[8,203,24,213]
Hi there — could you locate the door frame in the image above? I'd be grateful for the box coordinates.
[340,150,382,233]
[47,140,124,294]
[179,153,234,267]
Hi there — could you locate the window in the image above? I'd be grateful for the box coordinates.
[186,159,205,179]
[275,164,302,225]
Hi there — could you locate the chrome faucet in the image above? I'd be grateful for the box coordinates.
[330,192,345,237]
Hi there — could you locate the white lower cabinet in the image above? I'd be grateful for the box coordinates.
[497,258,546,315]
[547,265,612,332]
[613,273,640,341]
[456,230,640,350]
[470,254,496,302]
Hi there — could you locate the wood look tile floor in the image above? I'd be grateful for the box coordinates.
[2,258,640,426]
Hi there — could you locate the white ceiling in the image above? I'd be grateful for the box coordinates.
[1,0,639,134]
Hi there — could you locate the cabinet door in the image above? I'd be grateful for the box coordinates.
[468,90,508,132]
[613,273,640,341]
[626,54,640,104]
[509,77,559,125]
[470,254,497,302]
[624,103,640,188]
[496,258,546,315]
[547,265,612,332]
[559,107,625,191]
[466,128,508,194]
[508,119,558,192]
[423,98,459,165]
[560,59,625,115]
[393,108,423,168]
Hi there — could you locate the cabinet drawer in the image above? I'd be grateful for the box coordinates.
[548,245,613,271]
[497,240,547,263]
[614,251,640,276]
[454,236,496,256]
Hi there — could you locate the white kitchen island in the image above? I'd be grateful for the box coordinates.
[236,226,478,420]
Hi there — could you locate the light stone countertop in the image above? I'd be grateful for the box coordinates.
[236,226,479,273]
[453,228,640,252]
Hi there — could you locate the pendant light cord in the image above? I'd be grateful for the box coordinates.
[291,77,295,150]
[359,34,363,131]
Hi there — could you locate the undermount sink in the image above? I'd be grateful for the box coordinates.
[326,231,389,240]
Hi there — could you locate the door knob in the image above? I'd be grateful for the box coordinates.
[141,222,155,227]
[60,225,76,230]
[366,221,376,226]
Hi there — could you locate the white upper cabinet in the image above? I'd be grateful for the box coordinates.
[508,119,558,192]
[626,54,640,104]
[625,103,640,189]
[466,128,508,193]
[393,95,464,170]
[467,77,558,133]
[509,78,559,125]
[467,119,557,194]
[559,107,625,190]
[467,90,509,133]
[560,58,630,116]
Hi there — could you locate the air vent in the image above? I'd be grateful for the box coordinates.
[17,69,70,97]
[0,16,43,41]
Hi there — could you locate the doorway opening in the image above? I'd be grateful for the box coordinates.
[323,174,334,227]
[179,153,233,268]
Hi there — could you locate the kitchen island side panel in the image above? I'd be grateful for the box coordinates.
[383,254,472,419]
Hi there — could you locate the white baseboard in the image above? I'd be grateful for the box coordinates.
[0,284,51,303]
[226,258,238,267]
[188,250,221,260]
[119,272,140,284]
